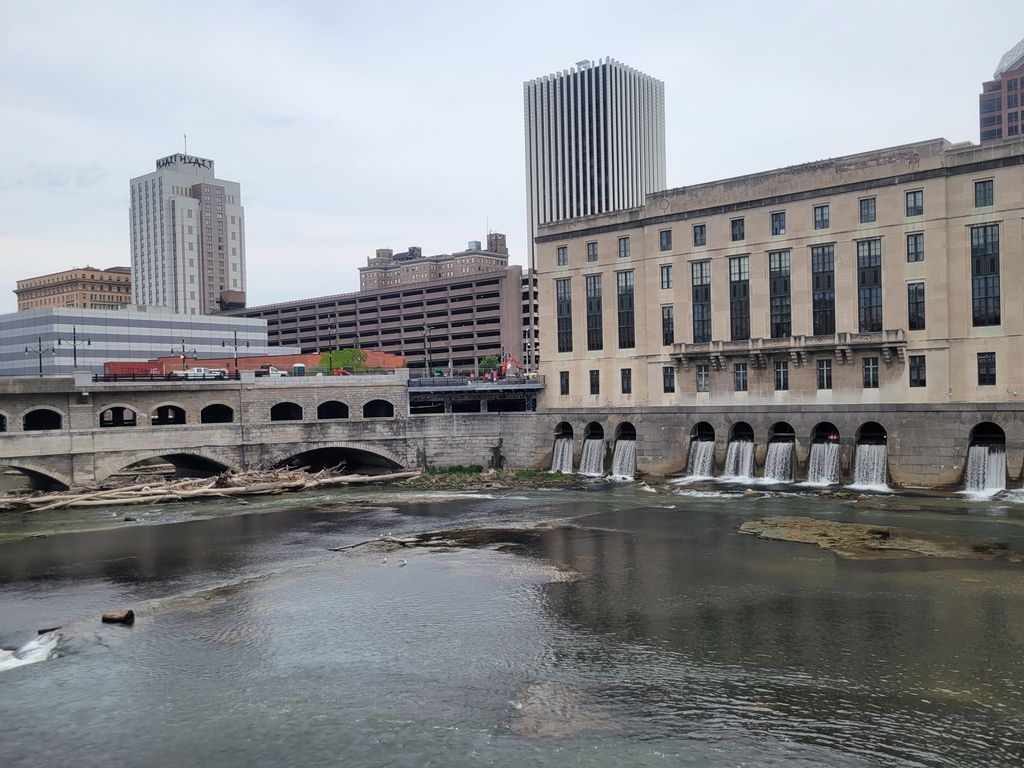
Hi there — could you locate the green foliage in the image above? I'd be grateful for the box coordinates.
[320,348,368,372]
[479,355,500,372]
[425,464,484,475]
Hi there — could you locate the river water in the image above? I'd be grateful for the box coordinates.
[2,485,1024,767]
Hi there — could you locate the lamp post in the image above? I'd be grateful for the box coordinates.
[221,330,249,374]
[25,337,54,377]
[57,325,91,370]
[171,339,197,372]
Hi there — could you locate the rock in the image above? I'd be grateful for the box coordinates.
[123,516,137,522]
[856,494,870,501]
[867,527,891,540]
[37,626,61,635]
[101,609,135,625]
[972,541,1010,554]
[742,489,763,497]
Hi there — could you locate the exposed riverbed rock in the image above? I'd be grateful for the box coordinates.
[510,682,618,737]
[739,516,1024,563]
[101,609,135,625]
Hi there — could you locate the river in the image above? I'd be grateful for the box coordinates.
[2,484,1024,767]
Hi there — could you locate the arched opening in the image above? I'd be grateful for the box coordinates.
[363,399,394,418]
[277,447,402,475]
[769,421,796,442]
[691,422,715,442]
[271,402,303,421]
[201,404,234,424]
[0,465,68,491]
[554,422,574,439]
[584,422,604,440]
[730,422,754,442]
[151,405,186,426]
[23,408,63,431]
[970,422,1006,448]
[615,422,637,441]
[856,422,887,445]
[317,401,349,420]
[811,422,840,444]
[99,407,138,428]
[0,414,7,432]
[118,453,231,480]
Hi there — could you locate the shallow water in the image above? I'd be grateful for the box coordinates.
[2,486,1024,767]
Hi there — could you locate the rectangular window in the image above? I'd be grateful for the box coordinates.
[769,250,791,338]
[731,218,745,241]
[586,241,598,262]
[696,364,710,392]
[857,239,883,332]
[555,278,572,353]
[907,281,926,330]
[905,190,924,217]
[661,305,674,345]
[909,355,926,387]
[975,180,994,207]
[663,366,676,393]
[589,369,600,395]
[863,357,879,388]
[971,224,1000,326]
[813,204,830,230]
[555,246,567,266]
[617,271,635,349]
[559,371,569,395]
[771,211,786,236]
[585,274,603,351]
[734,362,748,392]
[620,368,632,395]
[618,236,630,259]
[906,232,924,262]
[659,229,672,251]
[691,261,712,343]
[774,359,789,391]
[660,264,673,289]
[859,197,876,223]
[729,255,750,341]
[693,224,706,247]
[976,352,996,386]
[811,244,835,335]
[817,359,832,390]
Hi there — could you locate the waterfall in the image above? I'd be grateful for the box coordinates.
[807,442,840,485]
[852,444,888,488]
[965,445,1006,493]
[579,439,605,477]
[611,440,637,479]
[686,440,715,478]
[550,438,573,474]
[763,442,793,482]
[722,440,754,480]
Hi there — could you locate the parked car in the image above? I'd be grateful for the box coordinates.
[170,367,227,380]
[255,365,288,377]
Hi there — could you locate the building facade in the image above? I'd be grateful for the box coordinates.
[979,37,1024,143]
[359,233,511,290]
[15,266,132,311]
[129,153,246,315]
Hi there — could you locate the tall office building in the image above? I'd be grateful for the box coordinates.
[979,37,1024,143]
[129,153,246,315]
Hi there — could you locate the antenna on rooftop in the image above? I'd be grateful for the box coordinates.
[184,133,188,155]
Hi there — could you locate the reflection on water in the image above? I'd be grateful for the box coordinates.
[1,488,1023,767]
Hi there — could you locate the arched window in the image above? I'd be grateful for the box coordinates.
[200,404,234,424]
[152,405,186,426]
[271,402,303,421]
[99,407,137,428]
[363,399,394,418]
[317,401,349,420]
[23,408,63,431]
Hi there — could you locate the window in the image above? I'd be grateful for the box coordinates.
[617,271,635,349]
[863,357,879,388]
[660,264,673,289]
[661,305,674,345]
[774,360,789,391]
[691,261,712,343]
[859,197,876,223]
[813,204,830,230]
[771,211,786,236]
[734,362,748,392]
[978,352,996,386]
[907,282,926,330]
[909,355,926,387]
[817,359,833,390]
[729,256,750,341]
[556,246,567,266]
[589,369,600,395]
[696,364,709,392]
[975,180,994,208]
[906,233,924,262]
[586,241,598,262]
[812,245,835,335]
[905,190,924,217]
[620,368,632,395]
[730,218,745,241]
[857,239,882,332]
[663,366,676,393]
[585,274,603,351]
[555,278,572,353]
[769,250,791,338]
[659,229,672,251]
[693,224,706,247]
[971,224,1000,326]
[559,371,569,395]
[618,236,630,259]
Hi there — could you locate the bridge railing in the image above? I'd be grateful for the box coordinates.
[409,374,545,388]
[93,372,242,382]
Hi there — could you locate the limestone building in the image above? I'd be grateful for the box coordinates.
[359,233,511,290]
[980,37,1024,143]
[129,154,246,315]
[15,266,132,311]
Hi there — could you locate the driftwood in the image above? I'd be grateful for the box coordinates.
[0,468,421,512]
[101,609,135,625]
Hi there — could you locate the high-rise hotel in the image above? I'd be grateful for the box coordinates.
[129,154,246,315]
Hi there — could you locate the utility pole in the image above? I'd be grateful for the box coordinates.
[222,330,249,374]
[57,325,91,370]
[171,339,197,371]
[25,337,54,377]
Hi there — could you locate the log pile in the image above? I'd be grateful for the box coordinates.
[0,467,421,513]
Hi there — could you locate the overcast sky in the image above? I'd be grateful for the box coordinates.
[2,1,1023,313]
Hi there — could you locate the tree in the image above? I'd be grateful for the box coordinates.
[320,348,367,372]
[479,355,500,373]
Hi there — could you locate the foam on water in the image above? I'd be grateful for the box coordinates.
[610,440,637,480]
[550,438,574,474]
[0,632,58,673]
[806,442,840,485]
[720,441,754,481]
[686,440,715,479]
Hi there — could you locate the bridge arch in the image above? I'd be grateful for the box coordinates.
[98,403,141,428]
[266,441,405,474]
[317,401,349,420]
[363,399,395,419]
[0,460,71,491]
[93,450,238,484]
[22,406,65,432]
[0,410,8,432]
[270,402,303,421]
[200,403,234,424]
[151,402,187,426]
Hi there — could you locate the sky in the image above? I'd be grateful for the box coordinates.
[2,0,1023,313]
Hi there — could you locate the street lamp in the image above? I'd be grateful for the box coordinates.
[222,330,249,374]
[25,337,54,377]
[57,325,91,369]
[171,339,197,371]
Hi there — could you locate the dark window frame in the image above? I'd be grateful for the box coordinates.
[692,224,706,247]
[730,218,745,242]
[907,281,926,331]
[555,277,572,353]
[909,355,927,388]
[863,356,879,388]
[977,352,996,386]
[620,367,632,395]
[811,244,835,336]
[813,204,830,230]
[905,190,923,217]
[659,229,672,252]
[859,197,876,223]
[857,239,883,333]
[616,270,635,349]
[769,250,791,338]
[585,274,603,351]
